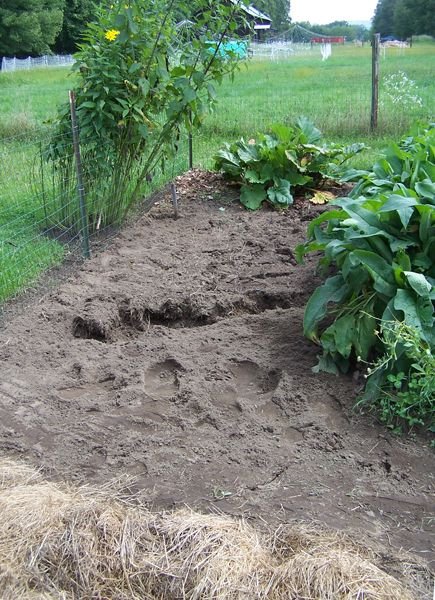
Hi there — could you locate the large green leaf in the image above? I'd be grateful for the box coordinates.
[267,179,293,206]
[287,171,312,187]
[335,200,393,238]
[296,116,322,144]
[244,169,267,184]
[237,142,260,163]
[270,123,294,143]
[312,353,340,375]
[352,249,396,297]
[332,313,356,359]
[303,274,350,341]
[306,209,347,238]
[393,289,434,337]
[415,179,435,202]
[378,194,417,228]
[404,271,433,297]
[240,184,267,210]
[215,147,240,168]
[353,311,377,360]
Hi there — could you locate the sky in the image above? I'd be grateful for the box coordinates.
[290,0,378,25]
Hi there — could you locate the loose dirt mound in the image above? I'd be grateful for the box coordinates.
[0,458,425,599]
[0,170,433,597]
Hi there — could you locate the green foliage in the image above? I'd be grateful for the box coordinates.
[214,119,365,210]
[54,0,96,54]
[298,21,370,42]
[45,0,248,231]
[297,123,435,431]
[372,0,397,37]
[0,0,64,56]
[255,0,290,32]
[372,0,435,38]
[360,321,435,432]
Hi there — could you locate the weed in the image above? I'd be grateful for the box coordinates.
[361,321,435,433]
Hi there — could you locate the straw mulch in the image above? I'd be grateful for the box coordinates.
[0,458,430,599]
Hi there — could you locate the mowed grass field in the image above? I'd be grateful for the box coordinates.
[0,42,434,302]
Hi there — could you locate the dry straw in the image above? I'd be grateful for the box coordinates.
[0,458,430,599]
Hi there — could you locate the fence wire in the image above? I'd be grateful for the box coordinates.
[1,55,74,72]
[0,124,190,305]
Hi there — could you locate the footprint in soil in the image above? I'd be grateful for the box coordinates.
[144,359,182,400]
[210,360,282,418]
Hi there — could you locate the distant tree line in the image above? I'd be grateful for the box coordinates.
[0,0,290,57]
[0,0,96,56]
[293,21,370,42]
[372,0,435,39]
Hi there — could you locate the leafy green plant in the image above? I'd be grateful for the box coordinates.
[343,120,435,199]
[297,124,435,431]
[214,118,365,210]
[45,0,249,232]
[358,321,434,433]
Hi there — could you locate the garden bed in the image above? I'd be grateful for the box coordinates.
[0,170,433,597]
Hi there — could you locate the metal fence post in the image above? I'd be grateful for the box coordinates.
[69,90,91,259]
[371,33,380,131]
[188,109,193,170]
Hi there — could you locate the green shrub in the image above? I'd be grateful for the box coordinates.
[45,0,248,232]
[214,118,365,210]
[358,320,434,432]
[297,123,435,433]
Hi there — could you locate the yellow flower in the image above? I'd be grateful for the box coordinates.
[105,29,120,41]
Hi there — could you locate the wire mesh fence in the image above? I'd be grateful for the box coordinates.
[1,42,432,307]
[0,120,190,306]
[1,55,74,72]
[250,41,318,60]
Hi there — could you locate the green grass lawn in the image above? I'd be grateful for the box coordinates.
[195,42,435,168]
[0,67,73,137]
[0,42,434,302]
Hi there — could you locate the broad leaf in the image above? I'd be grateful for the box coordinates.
[237,143,260,163]
[303,274,350,341]
[393,289,434,336]
[240,184,266,210]
[332,313,356,358]
[352,249,396,297]
[378,194,417,228]
[244,169,267,184]
[415,179,435,201]
[267,179,293,206]
[404,271,433,297]
[354,311,377,360]
[296,116,322,144]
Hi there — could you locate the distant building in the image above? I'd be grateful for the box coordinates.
[311,36,345,44]
[230,0,272,39]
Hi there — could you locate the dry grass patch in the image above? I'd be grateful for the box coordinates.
[0,458,430,599]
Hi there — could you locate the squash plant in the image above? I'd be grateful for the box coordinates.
[214,118,365,210]
[297,123,435,431]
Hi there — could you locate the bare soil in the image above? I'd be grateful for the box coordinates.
[0,171,434,584]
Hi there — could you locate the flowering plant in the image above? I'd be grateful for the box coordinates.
[382,70,423,111]
[47,0,249,230]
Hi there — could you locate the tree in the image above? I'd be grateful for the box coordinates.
[393,0,414,38]
[372,0,397,36]
[54,0,97,53]
[256,0,291,32]
[308,21,370,42]
[402,0,435,36]
[371,0,435,38]
[0,0,64,56]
